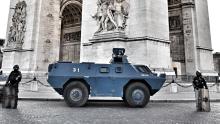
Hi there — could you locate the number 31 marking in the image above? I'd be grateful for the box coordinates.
[73,68,80,72]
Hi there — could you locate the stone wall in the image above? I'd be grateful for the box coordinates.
[33,0,61,73]
[81,0,172,72]
[2,0,41,73]
[213,53,220,75]
[168,0,216,75]
[2,0,215,76]
[2,0,61,75]
[194,0,215,74]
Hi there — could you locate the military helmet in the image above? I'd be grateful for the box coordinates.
[196,70,202,77]
[13,65,19,70]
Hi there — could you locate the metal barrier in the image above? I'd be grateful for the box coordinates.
[163,75,220,93]
[166,75,218,83]
[1,74,219,93]
[21,77,50,87]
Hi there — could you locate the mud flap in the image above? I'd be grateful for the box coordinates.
[2,86,18,109]
[195,89,211,112]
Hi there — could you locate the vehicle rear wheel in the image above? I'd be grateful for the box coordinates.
[63,81,89,107]
[125,82,150,108]
[122,95,128,106]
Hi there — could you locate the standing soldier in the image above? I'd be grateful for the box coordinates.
[193,71,210,112]
[193,71,208,90]
[3,65,22,109]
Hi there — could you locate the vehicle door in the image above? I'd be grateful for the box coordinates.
[92,65,114,96]
[110,64,125,96]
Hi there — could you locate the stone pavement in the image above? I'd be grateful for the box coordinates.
[2,101,220,124]
[17,83,220,102]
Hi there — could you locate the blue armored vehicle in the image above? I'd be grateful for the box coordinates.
[47,48,166,107]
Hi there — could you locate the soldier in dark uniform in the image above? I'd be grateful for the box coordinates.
[193,71,210,112]
[193,71,208,90]
[5,65,22,109]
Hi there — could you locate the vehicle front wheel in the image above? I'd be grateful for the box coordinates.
[63,81,89,107]
[125,82,150,108]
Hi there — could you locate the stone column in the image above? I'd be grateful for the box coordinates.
[181,0,198,75]
[2,0,61,76]
[2,0,42,74]
[194,0,215,75]
[32,0,61,75]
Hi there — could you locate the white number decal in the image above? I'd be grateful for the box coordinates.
[73,68,80,72]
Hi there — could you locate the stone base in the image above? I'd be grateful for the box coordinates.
[200,70,218,76]
[6,42,24,50]
[90,31,128,43]
[82,35,172,73]
[1,49,40,77]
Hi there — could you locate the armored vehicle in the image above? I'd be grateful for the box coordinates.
[47,48,166,107]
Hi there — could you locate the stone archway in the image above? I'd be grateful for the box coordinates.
[60,1,82,62]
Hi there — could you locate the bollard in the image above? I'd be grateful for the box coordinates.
[216,77,220,93]
[216,82,220,93]
[30,81,38,92]
[170,80,178,93]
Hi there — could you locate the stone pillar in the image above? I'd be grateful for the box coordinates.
[32,0,61,74]
[2,0,61,76]
[181,0,216,76]
[2,0,42,74]
[194,0,216,75]
[181,0,198,75]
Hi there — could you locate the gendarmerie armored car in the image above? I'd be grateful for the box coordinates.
[47,48,166,107]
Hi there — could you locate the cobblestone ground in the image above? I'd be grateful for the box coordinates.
[0,101,220,124]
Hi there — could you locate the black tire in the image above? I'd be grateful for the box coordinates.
[125,82,150,108]
[63,81,89,107]
[122,95,128,106]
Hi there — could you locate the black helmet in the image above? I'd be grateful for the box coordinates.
[13,65,19,71]
[196,71,202,77]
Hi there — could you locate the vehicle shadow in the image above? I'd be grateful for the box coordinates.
[86,100,127,108]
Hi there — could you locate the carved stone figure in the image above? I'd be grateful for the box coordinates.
[7,1,27,49]
[93,0,129,33]
[114,0,129,30]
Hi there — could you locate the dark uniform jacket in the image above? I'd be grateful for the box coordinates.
[6,70,22,92]
[193,76,208,89]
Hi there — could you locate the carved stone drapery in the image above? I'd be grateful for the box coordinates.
[7,1,27,49]
[168,0,181,5]
[93,0,130,34]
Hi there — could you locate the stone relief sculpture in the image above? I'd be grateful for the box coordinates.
[7,1,27,49]
[93,0,129,33]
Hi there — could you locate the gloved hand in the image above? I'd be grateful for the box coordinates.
[15,76,21,81]
[5,82,11,87]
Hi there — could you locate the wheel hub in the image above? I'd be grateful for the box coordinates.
[70,88,83,102]
[132,89,144,103]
